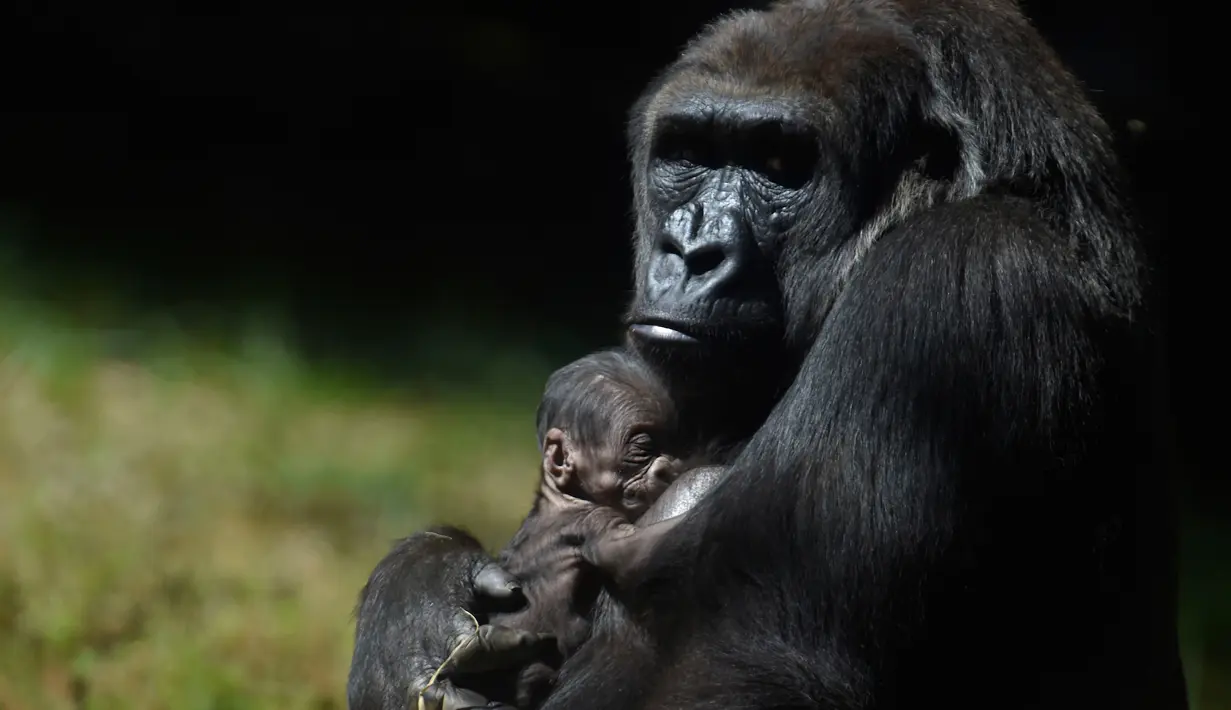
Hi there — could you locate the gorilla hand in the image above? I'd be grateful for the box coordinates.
[347,526,555,710]
[419,623,556,710]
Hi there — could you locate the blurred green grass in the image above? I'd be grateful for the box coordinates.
[0,244,555,709]
[0,234,1225,709]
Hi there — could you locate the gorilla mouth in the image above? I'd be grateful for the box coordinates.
[626,300,784,350]
[628,321,701,345]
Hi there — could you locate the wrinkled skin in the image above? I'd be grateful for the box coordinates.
[349,0,1185,707]
[532,347,694,521]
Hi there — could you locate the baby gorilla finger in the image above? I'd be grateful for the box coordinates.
[441,624,557,676]
[581,515,683,590]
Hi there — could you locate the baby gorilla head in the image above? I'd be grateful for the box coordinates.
[535,349,683,520]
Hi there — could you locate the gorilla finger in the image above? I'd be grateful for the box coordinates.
[474,624,557,654]
[446,625,557,675]
[583,515,679,588]
[473,563,522,601]
[416,683,445,710]
[578,536,606,568]
[579,541,635,591]
[580,534,628,576]
[419,683,495,710]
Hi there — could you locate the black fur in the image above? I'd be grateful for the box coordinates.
[540,1,1185,708]
[347,527,503,710]
[349,1,1186,708]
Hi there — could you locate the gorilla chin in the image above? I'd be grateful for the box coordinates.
[625,307,791,445]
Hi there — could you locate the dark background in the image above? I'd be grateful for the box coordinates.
[0,2,1212,487]
[1,0,1209,501]
[0,1,1222,706]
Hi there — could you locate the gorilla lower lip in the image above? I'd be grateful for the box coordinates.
[630,323,700,344]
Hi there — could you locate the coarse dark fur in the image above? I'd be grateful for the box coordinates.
[536,0,1185,708]
[348,0,1186,708]
[485,503,613,706]
[347,527,526,710]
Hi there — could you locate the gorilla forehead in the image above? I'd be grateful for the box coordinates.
[664,1,920,100]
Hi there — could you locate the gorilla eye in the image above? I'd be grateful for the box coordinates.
[742,124,819,190]
[654,129,717,168]
[751,147,815,190]
[672,147,702,164]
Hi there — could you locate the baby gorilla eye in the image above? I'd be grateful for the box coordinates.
[621,486,648,513]
[622,432,657,466]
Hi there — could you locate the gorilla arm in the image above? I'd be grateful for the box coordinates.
[638,465,727,526]
[541,195,1138,709]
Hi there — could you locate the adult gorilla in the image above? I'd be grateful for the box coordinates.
[349,0,1187,708]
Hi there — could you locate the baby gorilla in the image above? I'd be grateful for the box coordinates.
[352,350,730,710]
[533,348,685,519]
[484,348,711,706]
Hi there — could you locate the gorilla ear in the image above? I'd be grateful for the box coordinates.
[543,427,575,490]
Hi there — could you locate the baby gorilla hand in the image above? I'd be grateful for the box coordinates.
[580,514,684,591]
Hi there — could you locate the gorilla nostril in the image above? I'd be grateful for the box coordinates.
[684,246,725,276]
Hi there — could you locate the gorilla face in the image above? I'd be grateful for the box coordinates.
[622,7,939,376]
[625,106,819,350]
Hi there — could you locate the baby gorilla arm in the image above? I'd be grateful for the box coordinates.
[582,465,727,590]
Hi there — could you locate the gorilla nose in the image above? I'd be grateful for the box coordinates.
[655,236,743,299]
[638,205,758,329]
[676,242,727,277]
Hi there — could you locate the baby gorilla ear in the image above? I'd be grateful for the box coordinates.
[542,427,575,491]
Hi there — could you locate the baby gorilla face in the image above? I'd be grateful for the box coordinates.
[592,429,683,518]
[542,419,684,521]
[537,348,687,521]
